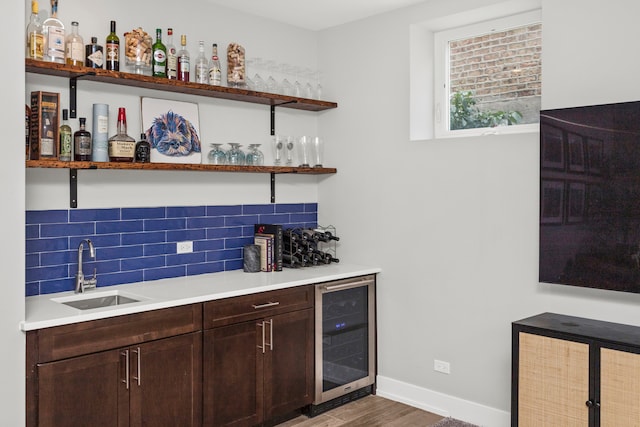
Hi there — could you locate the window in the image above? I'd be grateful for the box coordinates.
[433,10,541,138]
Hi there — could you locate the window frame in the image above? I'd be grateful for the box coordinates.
[433,10,542,139]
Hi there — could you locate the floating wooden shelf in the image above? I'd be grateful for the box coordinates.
[26,160,336,174]
[25,59,337,112]
[25,59,337,207]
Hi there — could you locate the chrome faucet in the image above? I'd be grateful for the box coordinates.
[75,239,97,293]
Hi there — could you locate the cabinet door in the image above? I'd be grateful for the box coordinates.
[518,332,590,427]
[38,349,128,427]
[600,347,640,426]
[129,332,202,427]
[264,308,314,420]
[203,322,264,427]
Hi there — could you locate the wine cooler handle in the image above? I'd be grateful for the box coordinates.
[257,321,266,354]
[252,301,280,309]
[325,279,374,291]
[121,349,129,390]
[131,347,141,386]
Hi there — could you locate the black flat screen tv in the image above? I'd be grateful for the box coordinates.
[539,100,640,293]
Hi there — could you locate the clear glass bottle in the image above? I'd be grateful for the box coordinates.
[208,43,222,86]
[85,37,103,68]
[42,0,65,64]
[166,28,177,80]
[65,21,84,66]
[26,0,44,60]
[108,108,136,162]
[177,34,190,82]
[195,40,208,84]
[152,28,167,78]
[59,109,72,161]
[134,133,151,163]
[105,20,119,71]
[73,117,92,161]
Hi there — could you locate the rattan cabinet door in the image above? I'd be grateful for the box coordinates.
[518,332,590,427]
[600,348,640,426]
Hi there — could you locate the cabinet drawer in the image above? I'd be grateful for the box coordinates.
[204,285,313,328]
[33,304,202,363]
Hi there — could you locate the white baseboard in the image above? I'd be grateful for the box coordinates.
[375,375,510,427]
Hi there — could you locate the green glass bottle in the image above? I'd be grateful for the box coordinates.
[152,28,167,78]
[105,20,119,71]
[59,108,72,161]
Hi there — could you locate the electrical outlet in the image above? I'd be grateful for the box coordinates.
[434,359,451,374]
[177,241,193,254]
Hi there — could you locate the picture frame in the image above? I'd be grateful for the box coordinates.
[567,133,585,172]
[567,181,586,223]
[587,138,603,175]
[141,97,202,164]
[540,180,565,224]
[541,124,564,170]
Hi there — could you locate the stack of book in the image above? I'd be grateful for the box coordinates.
[253,224,283,272]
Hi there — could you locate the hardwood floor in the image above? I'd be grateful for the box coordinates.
[277,395,445,427]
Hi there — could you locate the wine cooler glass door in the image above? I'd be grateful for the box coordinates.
[314,275,375,404]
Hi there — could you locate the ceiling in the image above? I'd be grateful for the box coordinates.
[204,0,429,31]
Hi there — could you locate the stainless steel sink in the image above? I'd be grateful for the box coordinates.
[52,290,144,310]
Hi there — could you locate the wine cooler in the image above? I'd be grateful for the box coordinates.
[309,275,376,416]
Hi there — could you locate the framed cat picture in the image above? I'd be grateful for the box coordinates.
[141,97,202,164]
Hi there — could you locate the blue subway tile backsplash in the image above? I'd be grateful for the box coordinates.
[25,203,318,296]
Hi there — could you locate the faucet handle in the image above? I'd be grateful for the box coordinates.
[92,267,97,279]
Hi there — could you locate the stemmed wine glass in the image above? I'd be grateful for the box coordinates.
[251,57,265,92]
[265,59,279,94]
[280,64,293,96]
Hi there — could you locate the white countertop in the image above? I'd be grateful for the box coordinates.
[22,263,381,331]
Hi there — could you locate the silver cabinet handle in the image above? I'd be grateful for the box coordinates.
[257,322,265,354]
[265,319,273,351]
[252,301,280,309]
[121,350,129,390]
[131,347,141,386]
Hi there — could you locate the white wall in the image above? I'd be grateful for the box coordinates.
[319,0,640,424]
[2,2,26,424]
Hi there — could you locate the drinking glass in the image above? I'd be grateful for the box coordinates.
[226,143,246,165]
[272,135,284,165]
[251,57,265,92]
[246,144,264,166]
[298,136,311,167]
[311,137,324,167]
[265,59,279,94]
[207,143,227,165]
[285,136,295,165]
[280,64,293,96]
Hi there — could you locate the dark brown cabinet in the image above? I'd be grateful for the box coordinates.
[27,304,202,427]
[203,286,314,426]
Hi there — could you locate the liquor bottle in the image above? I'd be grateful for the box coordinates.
[195,41,208,84]
[40,111,57,158]
[73,117,92,161]
[152,28,167,78]
[26,0,44,60]
[134,133,151,163]
[105,20,119,71]
[208,43,221,86]
[65,21,84,66]
[165,28,177,80]
[177,34,190,82]
[42,0,65,64]
[59,109,72,161]
[85,37,103,68]
[108,108,136,162]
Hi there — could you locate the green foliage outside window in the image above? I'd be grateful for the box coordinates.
[450,91,523,130]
